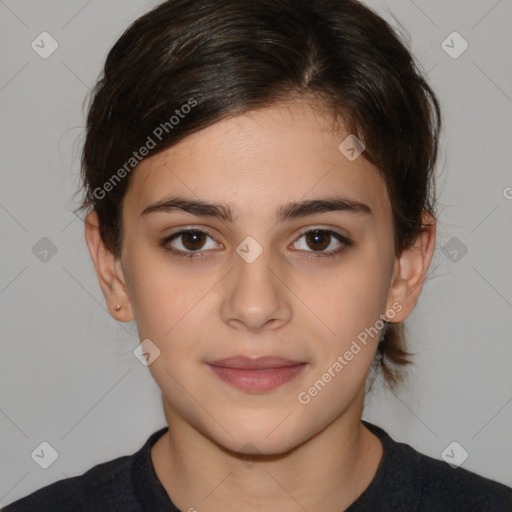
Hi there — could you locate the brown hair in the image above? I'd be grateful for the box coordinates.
[74,0,441,391]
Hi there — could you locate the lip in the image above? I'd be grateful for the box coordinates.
[206,356,307,392]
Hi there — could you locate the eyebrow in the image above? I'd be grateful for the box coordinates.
[140,195,373,222]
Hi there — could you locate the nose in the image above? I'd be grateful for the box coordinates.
[220,241,293,333]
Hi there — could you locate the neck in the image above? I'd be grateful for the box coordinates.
[151,392,383,512]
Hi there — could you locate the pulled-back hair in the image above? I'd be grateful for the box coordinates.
[74,0,442,391]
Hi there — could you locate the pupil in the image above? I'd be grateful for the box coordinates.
[184,231,204,250]
[307,231,329,251]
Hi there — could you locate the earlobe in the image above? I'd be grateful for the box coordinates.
[385,213,436,322]
[84,211,135,322]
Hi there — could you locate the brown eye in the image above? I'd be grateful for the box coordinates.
[163,229,218,258]
[179,231,208,251]
[292,228,352,259]
[304,230,331,251]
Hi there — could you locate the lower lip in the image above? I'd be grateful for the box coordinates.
[207,363,307,392]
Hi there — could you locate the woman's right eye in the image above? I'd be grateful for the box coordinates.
[162,229,219,259]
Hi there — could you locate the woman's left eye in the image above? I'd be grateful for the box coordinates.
[292,229,352,259]
[161,228,351,260]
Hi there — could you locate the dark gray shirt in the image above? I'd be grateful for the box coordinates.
[3,421,511,511]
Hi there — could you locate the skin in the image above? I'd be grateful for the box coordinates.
[85,98,436,511]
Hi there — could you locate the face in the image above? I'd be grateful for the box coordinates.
[89,98,428,456]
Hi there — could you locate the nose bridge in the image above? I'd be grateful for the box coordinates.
[220,235,291,330]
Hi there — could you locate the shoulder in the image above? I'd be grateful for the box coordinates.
[413,448,512,511]
[2,427,170,512]
[2,454,138,512]
[361,421,512,512]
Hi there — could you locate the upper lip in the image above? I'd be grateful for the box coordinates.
[207,356,305,370]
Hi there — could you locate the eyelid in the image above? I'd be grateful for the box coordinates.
[295,225,349,239]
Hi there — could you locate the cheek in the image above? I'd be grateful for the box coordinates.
[318,254,390,339]
[295,262,389,417]
[127,247,206,339]
[128,263,216,398]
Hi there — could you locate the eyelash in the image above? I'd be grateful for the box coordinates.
[161,228,352,261]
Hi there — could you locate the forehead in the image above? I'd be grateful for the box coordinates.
[122,100,391,224]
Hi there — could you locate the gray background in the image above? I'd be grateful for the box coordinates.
[1,0,511,506]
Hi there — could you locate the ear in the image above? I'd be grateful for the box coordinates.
[84,211,134,322]
[385,212,436,322]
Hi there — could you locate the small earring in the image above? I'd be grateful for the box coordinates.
[114,304,121,311]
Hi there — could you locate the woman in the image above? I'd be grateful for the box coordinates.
[4,0,511,510]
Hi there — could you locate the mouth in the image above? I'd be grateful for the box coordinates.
[206,356,307,392]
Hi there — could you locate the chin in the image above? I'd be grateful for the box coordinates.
[222,433,302,458]
[204,412,313,457]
